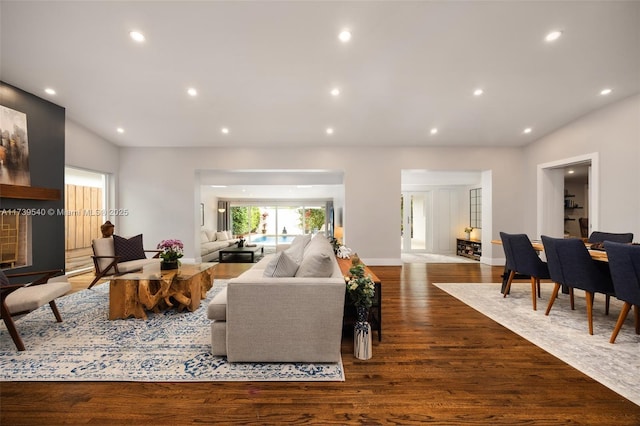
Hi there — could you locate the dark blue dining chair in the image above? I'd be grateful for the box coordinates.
[500,232,550,310]
[604,241,640,343]
[588,231,634,244]
[541,235,615,335]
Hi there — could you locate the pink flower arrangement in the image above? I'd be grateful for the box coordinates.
[157,239,184,262]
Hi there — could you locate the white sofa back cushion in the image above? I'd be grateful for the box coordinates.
[296,234,335,277]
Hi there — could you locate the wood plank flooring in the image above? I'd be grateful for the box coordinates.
[2,262,639,425]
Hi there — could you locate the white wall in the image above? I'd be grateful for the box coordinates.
[65,120,119,174]
[524,94,640,240]
[65,119,121,227]
[117,146,525,265]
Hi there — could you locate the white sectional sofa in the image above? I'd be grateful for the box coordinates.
[207,233,345,363]
[200,229,239,262]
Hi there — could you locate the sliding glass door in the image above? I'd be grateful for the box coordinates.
[230,203,326,246]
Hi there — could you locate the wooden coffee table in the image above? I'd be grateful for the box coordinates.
[109,263,215,320]
[218,245,264,263]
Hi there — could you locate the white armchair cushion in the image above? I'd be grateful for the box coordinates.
[5,281,71,314]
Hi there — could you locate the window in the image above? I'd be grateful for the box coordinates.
[470,188,482,229]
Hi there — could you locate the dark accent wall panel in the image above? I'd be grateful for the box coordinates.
[1,81,66,274]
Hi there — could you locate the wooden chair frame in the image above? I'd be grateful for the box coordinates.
[1,269,65,351]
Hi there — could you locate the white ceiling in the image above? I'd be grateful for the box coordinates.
[2,1,639,150]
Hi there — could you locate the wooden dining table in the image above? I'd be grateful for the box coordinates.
[492,238,608,294]
[491,239,609,262]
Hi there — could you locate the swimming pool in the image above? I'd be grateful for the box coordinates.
[249,235,296,245]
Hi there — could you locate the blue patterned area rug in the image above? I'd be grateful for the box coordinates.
[434,283,639,406]
[0,280,344,382]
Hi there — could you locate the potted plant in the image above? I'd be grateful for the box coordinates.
[157,239,184,270]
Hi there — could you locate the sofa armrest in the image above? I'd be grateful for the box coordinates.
[226,280,345,362]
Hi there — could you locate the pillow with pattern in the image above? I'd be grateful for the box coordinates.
[113,234,146,262]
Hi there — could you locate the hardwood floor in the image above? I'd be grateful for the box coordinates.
[2,262,639,425]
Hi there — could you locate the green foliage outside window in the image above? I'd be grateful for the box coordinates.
[298,208,325,233]
[231,207,261,235]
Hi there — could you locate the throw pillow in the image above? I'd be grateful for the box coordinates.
[113,234,146,262]
[295,251,335,277]
[225,230,234,240]
[216,231,228,241]
[263,251,299,277]
[200,231,209,244]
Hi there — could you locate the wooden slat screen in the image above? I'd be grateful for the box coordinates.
[65,184,103,250]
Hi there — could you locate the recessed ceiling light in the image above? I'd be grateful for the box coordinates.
[473,88,484,96]
[117,127,125,134]
[221,127,229,134]
[545,30,562,42]
[523,127,532,134]
[326,128,334,135]
[187,88,197,97]
[129,31,145,42]
[209,185,227,188]
[600,88,613,96]
[430,128,438,135]
[568,170,575,174]
[44,88,56,95]
[331,88,340,96]
[338,30,351,42]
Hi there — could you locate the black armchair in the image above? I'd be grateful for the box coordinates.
[604,241,640,343]
[542,235,615,335]
[500,232,550,310]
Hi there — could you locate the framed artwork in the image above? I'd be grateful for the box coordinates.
[0,105,31,186]
[200,203,204,226]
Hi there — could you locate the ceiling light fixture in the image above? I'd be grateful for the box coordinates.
[473,88,484,96]
[600,88,613,96]
[129,31,145,42]
[44,88,56,95]
[338,30,351,42]
[326,128,334,135]
[117,127,125,134]
[523,127,532,134]
[331,88,340,96]
[545,30,563,42]
[221,127,229,134]
[187,88,197,97]
[568,170,575,174]
[430,128,438,135]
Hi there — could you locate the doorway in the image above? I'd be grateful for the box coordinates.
[401,192,432,252]
[64,167,109,273]
[537,153,598,239]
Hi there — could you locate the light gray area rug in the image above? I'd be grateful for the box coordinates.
[434,283,640,406]
[0,280,344,382]
[402,253,478,264]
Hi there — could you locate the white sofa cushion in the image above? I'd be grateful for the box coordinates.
[200,231,210,244]
[207,287,227,320]
[296,234,335,277]
[216,231,228,241]
[205,229,217,241]
[263,251,299,277]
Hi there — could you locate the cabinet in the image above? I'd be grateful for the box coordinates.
[1,214,19,267]
[456,238,481,261]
